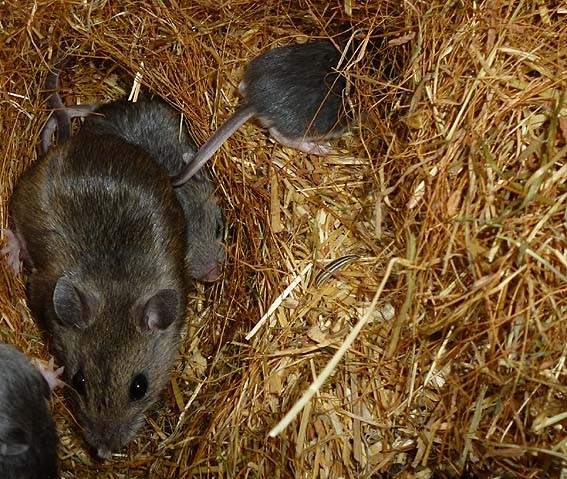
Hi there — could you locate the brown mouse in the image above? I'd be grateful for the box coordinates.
[8,118,189,458]
[171,40,350,185]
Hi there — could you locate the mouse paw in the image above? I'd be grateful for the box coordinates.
[1,229,21,275]
[33,357,65,392]
[182,152,195,164]
[268,127,337,156]
[297,141,336,156]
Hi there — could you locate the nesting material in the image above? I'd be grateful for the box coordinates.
[1,1,566,477]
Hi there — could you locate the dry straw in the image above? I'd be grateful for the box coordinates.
[1,0,566,477]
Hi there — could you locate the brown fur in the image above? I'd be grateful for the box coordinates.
[10,132,188,457]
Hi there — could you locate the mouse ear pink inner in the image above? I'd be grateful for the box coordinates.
[143,289,180,331]
[53,276,96,329]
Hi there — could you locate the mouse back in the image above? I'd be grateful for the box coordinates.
[0,343,59,479]
[81,98,226,281]
[12,134,187,283]
[242,40,348,139]
[82,97,195,174]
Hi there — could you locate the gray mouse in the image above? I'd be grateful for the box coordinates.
[7,99,189,458]
[171,39,349,185]
[0,343,59,479]
[39,67,225,282]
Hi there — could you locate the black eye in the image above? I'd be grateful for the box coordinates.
[72,369,87,396]
[129,373,148,401]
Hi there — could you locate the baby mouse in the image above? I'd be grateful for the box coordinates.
[39,67,225,282]
[0,343,59,479]
[172,39,350,185]
[9,114,189,458]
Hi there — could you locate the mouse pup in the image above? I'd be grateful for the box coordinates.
[172,39,352,185]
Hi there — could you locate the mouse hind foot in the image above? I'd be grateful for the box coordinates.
[2,228,22,275]
[268,127,337,155]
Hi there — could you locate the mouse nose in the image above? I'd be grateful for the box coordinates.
[97,445,112,459]
[200,263,222,282]
[85,416,143,459]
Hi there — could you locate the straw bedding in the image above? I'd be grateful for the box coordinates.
[1,1,566,477]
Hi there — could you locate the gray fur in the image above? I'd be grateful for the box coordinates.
[172,39,348,185]
[242,40,347,138]
[0,343,58,479]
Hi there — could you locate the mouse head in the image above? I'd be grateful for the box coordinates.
[0,417,59,479]
[50,276,184,459]
[178,173,226,282]
[0,344,59,479]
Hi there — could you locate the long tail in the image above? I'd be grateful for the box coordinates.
[41,105,97,155]
[171,104,254,187]
[43,57,72,149]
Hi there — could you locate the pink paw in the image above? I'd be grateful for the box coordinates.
[297,140,335,156]
[1,229,21,275]
[33,357,65,393]
[268,127,337,156]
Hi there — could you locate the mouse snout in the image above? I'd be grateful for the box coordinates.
[200,265,221,282]
[197,256,224,282]
[189,243,225,283]
[83,416,144,459]
[96,445,112,460]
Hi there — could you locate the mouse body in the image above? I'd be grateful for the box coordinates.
[79,98,226,282]
[0,343,59,479]
[38,72,225,283]
[9,127,189,458]
[172,39,349,185]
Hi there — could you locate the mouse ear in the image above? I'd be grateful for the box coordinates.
[53,276,96,329]
[142,289,180,331]
[181,153,206,182]
[0,422,29,457]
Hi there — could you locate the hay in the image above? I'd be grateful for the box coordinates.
[1,0,566,477]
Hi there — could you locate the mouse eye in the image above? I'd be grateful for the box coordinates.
[215,219,224,240]
[72,369,87,396]
[129,373,148,401]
